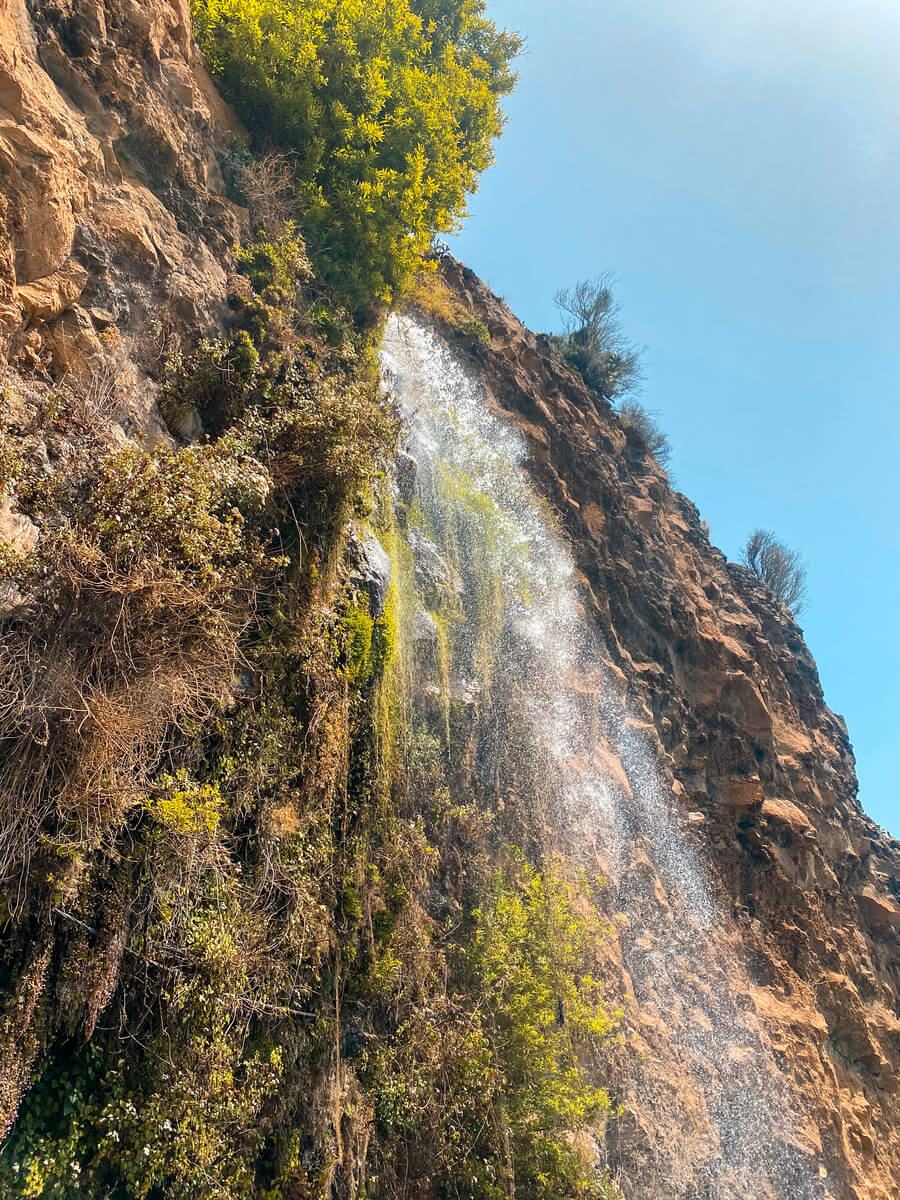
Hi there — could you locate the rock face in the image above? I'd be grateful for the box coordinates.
[429,259,900,1200]
[0,0,245,378]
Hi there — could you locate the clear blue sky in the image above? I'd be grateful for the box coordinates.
[451,0,899,836]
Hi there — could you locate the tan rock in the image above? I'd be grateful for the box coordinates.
[16,260,88,323]
[0,497,38,555]
[761,796,814,836]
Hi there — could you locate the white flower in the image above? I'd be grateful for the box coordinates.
[143,1146,151,1157]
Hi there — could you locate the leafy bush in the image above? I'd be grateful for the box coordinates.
[191,0,521,308]
[363,847,618,1200]
[235,228,312,295]
[147,774,223,836]
[460,854,616,1193]
[741,528,808,615]
[88,438,271,576]
[161,331,262,433]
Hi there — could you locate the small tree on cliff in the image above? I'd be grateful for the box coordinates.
[741,528,808,615]
[553,274,642,400]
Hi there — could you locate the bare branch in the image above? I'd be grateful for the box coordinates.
[741,528,808,615]
[552,274,642,401]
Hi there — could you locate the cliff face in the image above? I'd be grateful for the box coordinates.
[0,0,243,381]
[430,259,900,1200]
[0,4,897,1197]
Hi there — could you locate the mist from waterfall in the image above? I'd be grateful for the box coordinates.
[380,313,825,1200]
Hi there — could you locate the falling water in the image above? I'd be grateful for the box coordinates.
[380,314,826,1200]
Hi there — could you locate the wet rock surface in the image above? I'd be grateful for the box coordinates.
[347,526,393,617]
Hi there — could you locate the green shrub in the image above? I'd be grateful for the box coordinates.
[87,436,271,577]
[147,774,223,836]
[191,0,521,308]
[460,853,616,1185]
[235,227,312,294]
[161,332,262,433]
[363,849,618,1200]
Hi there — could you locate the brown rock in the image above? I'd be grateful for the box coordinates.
[761,796,815,836]
[856,887,900,930]
[718,775,764,808]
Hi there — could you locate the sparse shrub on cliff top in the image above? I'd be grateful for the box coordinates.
[553,274,643,401]
[191,0,521,308]
[741,527,808,615]
[617,400,672,468]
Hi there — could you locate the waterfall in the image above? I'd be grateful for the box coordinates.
[379,314,826,1200]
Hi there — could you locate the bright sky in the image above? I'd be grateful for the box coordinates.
[452,0,900,836]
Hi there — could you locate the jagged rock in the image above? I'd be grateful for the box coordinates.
[413,607,438,646]
[16,259,88,322]
[761,796,815,837]
[408,525,462,606]
[0,0,243,385]
[0,1,895,1193]
[717,775,764,808]
[347,528,392,617]
[856,886,900,930]
[394,449,418,505]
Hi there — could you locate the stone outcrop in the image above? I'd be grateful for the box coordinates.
[431,259,899,1200]
[0,0,245,378]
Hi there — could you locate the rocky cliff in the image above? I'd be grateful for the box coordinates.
[425,259,900,1200]
[0,2,897,1198]
[0,0,243,379]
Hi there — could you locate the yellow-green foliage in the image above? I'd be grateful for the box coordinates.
[361,848,618,1200]
[465,854,614,1104]
[461,853,617,1196]
[191,0,521,307]
[431,457,528,681]
[235,226,312,293]
[342,600,395,684]
[411,266,491,344]
[147,774,223,836]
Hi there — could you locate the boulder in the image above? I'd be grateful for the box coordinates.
[347,529,392,617]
